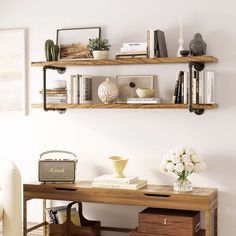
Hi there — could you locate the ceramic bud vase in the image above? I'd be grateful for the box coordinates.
[98,78,119,104]
[109,156,128,178]
[93,50,108,59]
[174,177,192,192]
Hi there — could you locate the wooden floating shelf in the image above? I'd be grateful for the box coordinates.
[31,103,218,110]
[31,56,218,67]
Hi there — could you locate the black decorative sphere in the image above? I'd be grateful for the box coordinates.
[189,33,207,56]
[180,50,190,57]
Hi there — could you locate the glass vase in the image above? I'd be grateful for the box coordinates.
[174,177,192,192]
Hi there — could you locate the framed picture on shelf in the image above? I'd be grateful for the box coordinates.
[116,75,154,103]
[0,28,27,115]
[56,27,101,60]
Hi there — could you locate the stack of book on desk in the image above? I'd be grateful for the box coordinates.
[92,175,147,190]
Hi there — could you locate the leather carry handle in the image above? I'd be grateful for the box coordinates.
[40,150,77,160]
[66,202,82,226]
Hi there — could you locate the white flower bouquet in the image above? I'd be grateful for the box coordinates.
[160,147,207,191]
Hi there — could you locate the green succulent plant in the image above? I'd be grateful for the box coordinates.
[87,38,111,51]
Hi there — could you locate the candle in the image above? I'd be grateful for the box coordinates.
[179,16,183,39]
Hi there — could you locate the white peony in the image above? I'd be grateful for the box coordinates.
[181,154,191,164]
[191,154,200,162]
[160,160,168,171]
[185,147,196,156]
[174,163,184,173]
[185,162,194,172]
[166,162,175,173]
[171,154,181,164]
[175,147,185,156]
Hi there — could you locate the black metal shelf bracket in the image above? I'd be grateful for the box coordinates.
[43,66,66,114]
[188,62,205,115]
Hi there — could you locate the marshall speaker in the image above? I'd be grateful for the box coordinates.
[38,150,77,183]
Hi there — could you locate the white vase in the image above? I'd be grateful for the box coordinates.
[93,50,108,60]
[98,78,119,104]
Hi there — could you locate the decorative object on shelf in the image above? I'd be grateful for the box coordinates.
[51,44,59,61]
[189,33,207,56]
[180,50,190,57]
[87,37,111,59]
[136,88,155,98]
[160,147,207,192]
[109,156,128,178]
[98,78,119,104]
[177,16,184,57]
[56,27,101,60]
[45,39,55,61]
[116,75,154,103]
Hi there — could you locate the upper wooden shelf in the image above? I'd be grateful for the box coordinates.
[31,56,218,67]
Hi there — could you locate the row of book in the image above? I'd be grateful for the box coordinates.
[45,205,81,225]
[172,70,215,104]
[40,74,93,105]
[115,29,168,59]
[92,174,147,190]
[68,74,93,104]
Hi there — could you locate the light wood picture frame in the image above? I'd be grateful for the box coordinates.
[0,28,26,115]
[116,75,154,103]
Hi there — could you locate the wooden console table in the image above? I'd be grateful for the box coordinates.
[23,181,218,236]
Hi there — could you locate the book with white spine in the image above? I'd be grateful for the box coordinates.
[92,179,147,190]
[93,174,139,184]
[205,71,215,104]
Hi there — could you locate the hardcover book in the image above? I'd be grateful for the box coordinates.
[93,174,139,184]
[92,179,147,190]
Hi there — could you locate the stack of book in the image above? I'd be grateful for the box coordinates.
[127,97,162,104]
[172,70,215,104]
[116,42,147,59]
[92,174,147,190]
[40,89,67,104]
[147,29,168,58]
[67,74,93,104]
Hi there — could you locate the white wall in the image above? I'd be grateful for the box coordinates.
[0,0,236,235]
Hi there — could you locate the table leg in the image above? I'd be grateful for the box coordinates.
[214,207,218,236]
[43,199,46,236]
[205,210,211,236]
[23,197,27,236]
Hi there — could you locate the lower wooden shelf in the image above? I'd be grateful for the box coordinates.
[31,103,218,110]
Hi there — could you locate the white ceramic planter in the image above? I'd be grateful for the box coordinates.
[93,50,108,60]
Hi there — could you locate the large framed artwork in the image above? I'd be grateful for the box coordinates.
[0,29,26,115]
[56,27,101,60]
[116,75,154,103]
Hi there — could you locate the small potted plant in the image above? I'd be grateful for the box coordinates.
[87,37,111,59]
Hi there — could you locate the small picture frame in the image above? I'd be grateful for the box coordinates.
[116,75,154,103]
[56,27,101,60]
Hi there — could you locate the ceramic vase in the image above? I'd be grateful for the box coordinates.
[98,78,119,104]
[93,50,108,59]
[109,156,128,178]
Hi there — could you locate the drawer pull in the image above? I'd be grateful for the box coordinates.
[144,193,170,197]
[164,218,168,225]
[55,187,77,191]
